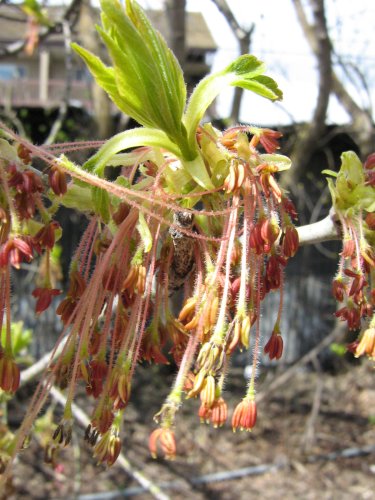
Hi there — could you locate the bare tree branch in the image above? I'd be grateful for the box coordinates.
[297,210,340,246]
[282,0,332,189]
[291,0,375,158]
[211,0,255,123]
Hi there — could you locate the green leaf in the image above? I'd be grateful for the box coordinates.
[58,183,94,213]
[259,153,291,171]
[324,151,375,214]
[329,342,347,357]
[71,43,132,119]
[0,138,18,163]
[136,212,153,253]
[184,55,282,152]
[322,169,338,178]
[182,155,214,190]
[92,186,111,224]
[74,0,187,148]
[125,0,186,127]
[1,322,32,357]
[83,127,182,176]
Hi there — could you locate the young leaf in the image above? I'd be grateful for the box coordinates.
[184,55,282,152]
[92,186,111,224]
[137,212,153,253]
[74,0,187,150]
[83,128,183,177]
[259,154,291,171]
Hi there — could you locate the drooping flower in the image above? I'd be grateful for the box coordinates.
[232,398,257,432]
[355,327,375,358]
[0,353,20,393]
[264,330,284,360]
[32,287,61,314]
[149,427,176,460]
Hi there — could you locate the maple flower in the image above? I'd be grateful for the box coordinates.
[32,287,61,314]
[210,397,228,428]
[48,164,68,196]
[264,330,284,360]
[332,277,346,302]
[0,237,33,269]
[258,128,282,153]
[282,225,299,258]
[93,430,122,466]
[0,353,20,393]
[33,221,60,250]
[355,327,375,358]
[232,398,257,432]
[149,427,176,460]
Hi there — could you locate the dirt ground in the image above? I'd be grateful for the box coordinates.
[5,358,375,500]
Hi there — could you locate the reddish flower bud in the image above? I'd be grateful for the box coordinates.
[264,331,283,360]
[49,164,67,196]
[210,397,228,428]
[265,255,283,291]
[364,153,375,170]
[258,128,282,153]
[33,221,60,250]
[92,408,115,435]
[149,427,176,460]
[0,237,33,269]
[332,278,346,302]
[232,398,257,432]
[17,144,32,164]
[282,197,298,220]
[32,287,62,314]
[282,226,299,258]
[198,402,212,423]
[90,358,108,381]
[341,238,355,258]
[0,355,20,393]
[335,304,361,330]
[260,218,280,253]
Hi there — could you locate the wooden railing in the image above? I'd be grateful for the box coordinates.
[0,78,93,109]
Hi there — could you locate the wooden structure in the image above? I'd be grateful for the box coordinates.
[0,4,216,111]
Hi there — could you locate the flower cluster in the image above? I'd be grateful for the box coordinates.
[0,139,66,396]
[1,0,372,479]
[325,152,375,358]
[0,118,298,470]
[0,0,297,472]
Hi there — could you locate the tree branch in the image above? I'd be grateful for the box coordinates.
[49,386,170,500]
[291,0,374,158]
[282,0,332,189]
[297,210,340,247]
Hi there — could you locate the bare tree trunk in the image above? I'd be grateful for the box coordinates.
[78,0,113,139]
[281,0,332,189]
[165,0,186,71]
[211,0,255,124]
[291,0,374,161]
